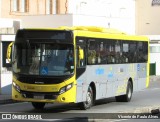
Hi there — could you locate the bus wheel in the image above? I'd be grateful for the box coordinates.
[79,86,93,110]
[31,102,45,110]
[115,81,133,102]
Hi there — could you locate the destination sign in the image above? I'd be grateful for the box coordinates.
[15,29,73,43]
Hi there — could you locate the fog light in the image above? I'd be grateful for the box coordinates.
[15,95,18,98]
[62,97,65,101]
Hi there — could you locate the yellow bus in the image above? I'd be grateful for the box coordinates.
[8,26,149,110]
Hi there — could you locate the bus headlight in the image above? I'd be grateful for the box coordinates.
[13,82,21,93]
[59,83,73,94]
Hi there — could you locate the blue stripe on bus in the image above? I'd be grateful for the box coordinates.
[96,68,104,75]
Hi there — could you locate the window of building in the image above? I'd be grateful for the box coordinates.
[21,0,29,12]
[53,0,57,14]
[46,0,57,14]
[150,46,160,53]
[46,0,52,14]
[12,0,19,12]
[11,0,29,12]
[0,28,14,34]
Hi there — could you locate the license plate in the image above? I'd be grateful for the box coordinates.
[34,95,44,99]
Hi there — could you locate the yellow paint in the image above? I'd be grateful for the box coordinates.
[12,85,76,103]
[110,67,113,71]
[12,75,76,103]
[146,41,150,88]
[6,42,13,63]
[116,83,127,96]
[74,27,148,42]
[129,64,134,72]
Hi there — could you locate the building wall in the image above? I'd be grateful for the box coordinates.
[0,0,135,34]
[0,0,68,19]
[136,0,160,76]
[68,0,136,34]
[1,0,12,18]
[0,35,15,94]
[2,0,160,35]
[150,43,160,75]
[136,0,160,35]
[22,14,110,28]
[57,0,68,14]
[0,0,1,17]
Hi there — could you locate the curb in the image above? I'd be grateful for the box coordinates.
[149,76,160,82]
[114,105,160,114]
[133,106,160,114]
[0,99,14,104]
[0,95,15,104]
[92,107,160,121]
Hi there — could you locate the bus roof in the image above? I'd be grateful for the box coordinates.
[59,26,126,34]
[24,26,149,41]
[59,26,149,41]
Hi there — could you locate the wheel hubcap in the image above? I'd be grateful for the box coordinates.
[128,87,132,99]
[86,92,92,104]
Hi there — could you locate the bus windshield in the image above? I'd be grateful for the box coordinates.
[13,42,74,76]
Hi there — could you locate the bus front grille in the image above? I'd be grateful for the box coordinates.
[20,90,59,100]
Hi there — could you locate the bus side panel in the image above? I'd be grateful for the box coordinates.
[85,64,135,99]
[136,63,148,91]
[76,71,87,103]
[76,63,148,102]
[86,65,115,99]
[86,63,147,100]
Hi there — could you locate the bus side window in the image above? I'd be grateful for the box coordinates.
[122,42,129,63]
[108,40,116,64]
[129,42,137,63]
[88,39,96,65]
[143,42,148,62]
[137,42,148,63]
[137,42,143,63]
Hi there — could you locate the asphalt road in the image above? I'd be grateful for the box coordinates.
[0,79,160,121]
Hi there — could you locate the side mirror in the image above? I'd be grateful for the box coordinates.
[79,47,84,60]
[6,42,13,63]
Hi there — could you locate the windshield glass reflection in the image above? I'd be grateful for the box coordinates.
[13,42,74,76]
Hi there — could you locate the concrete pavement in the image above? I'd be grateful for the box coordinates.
[149,75,160,82]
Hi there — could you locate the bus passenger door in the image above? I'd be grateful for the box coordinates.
[76,42,87,103]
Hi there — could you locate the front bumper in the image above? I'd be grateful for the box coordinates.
[12,84,76,103]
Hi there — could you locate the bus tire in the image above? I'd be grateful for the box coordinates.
[31,102,45,110]
[79,86,93,110]
[115,81,133,102]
